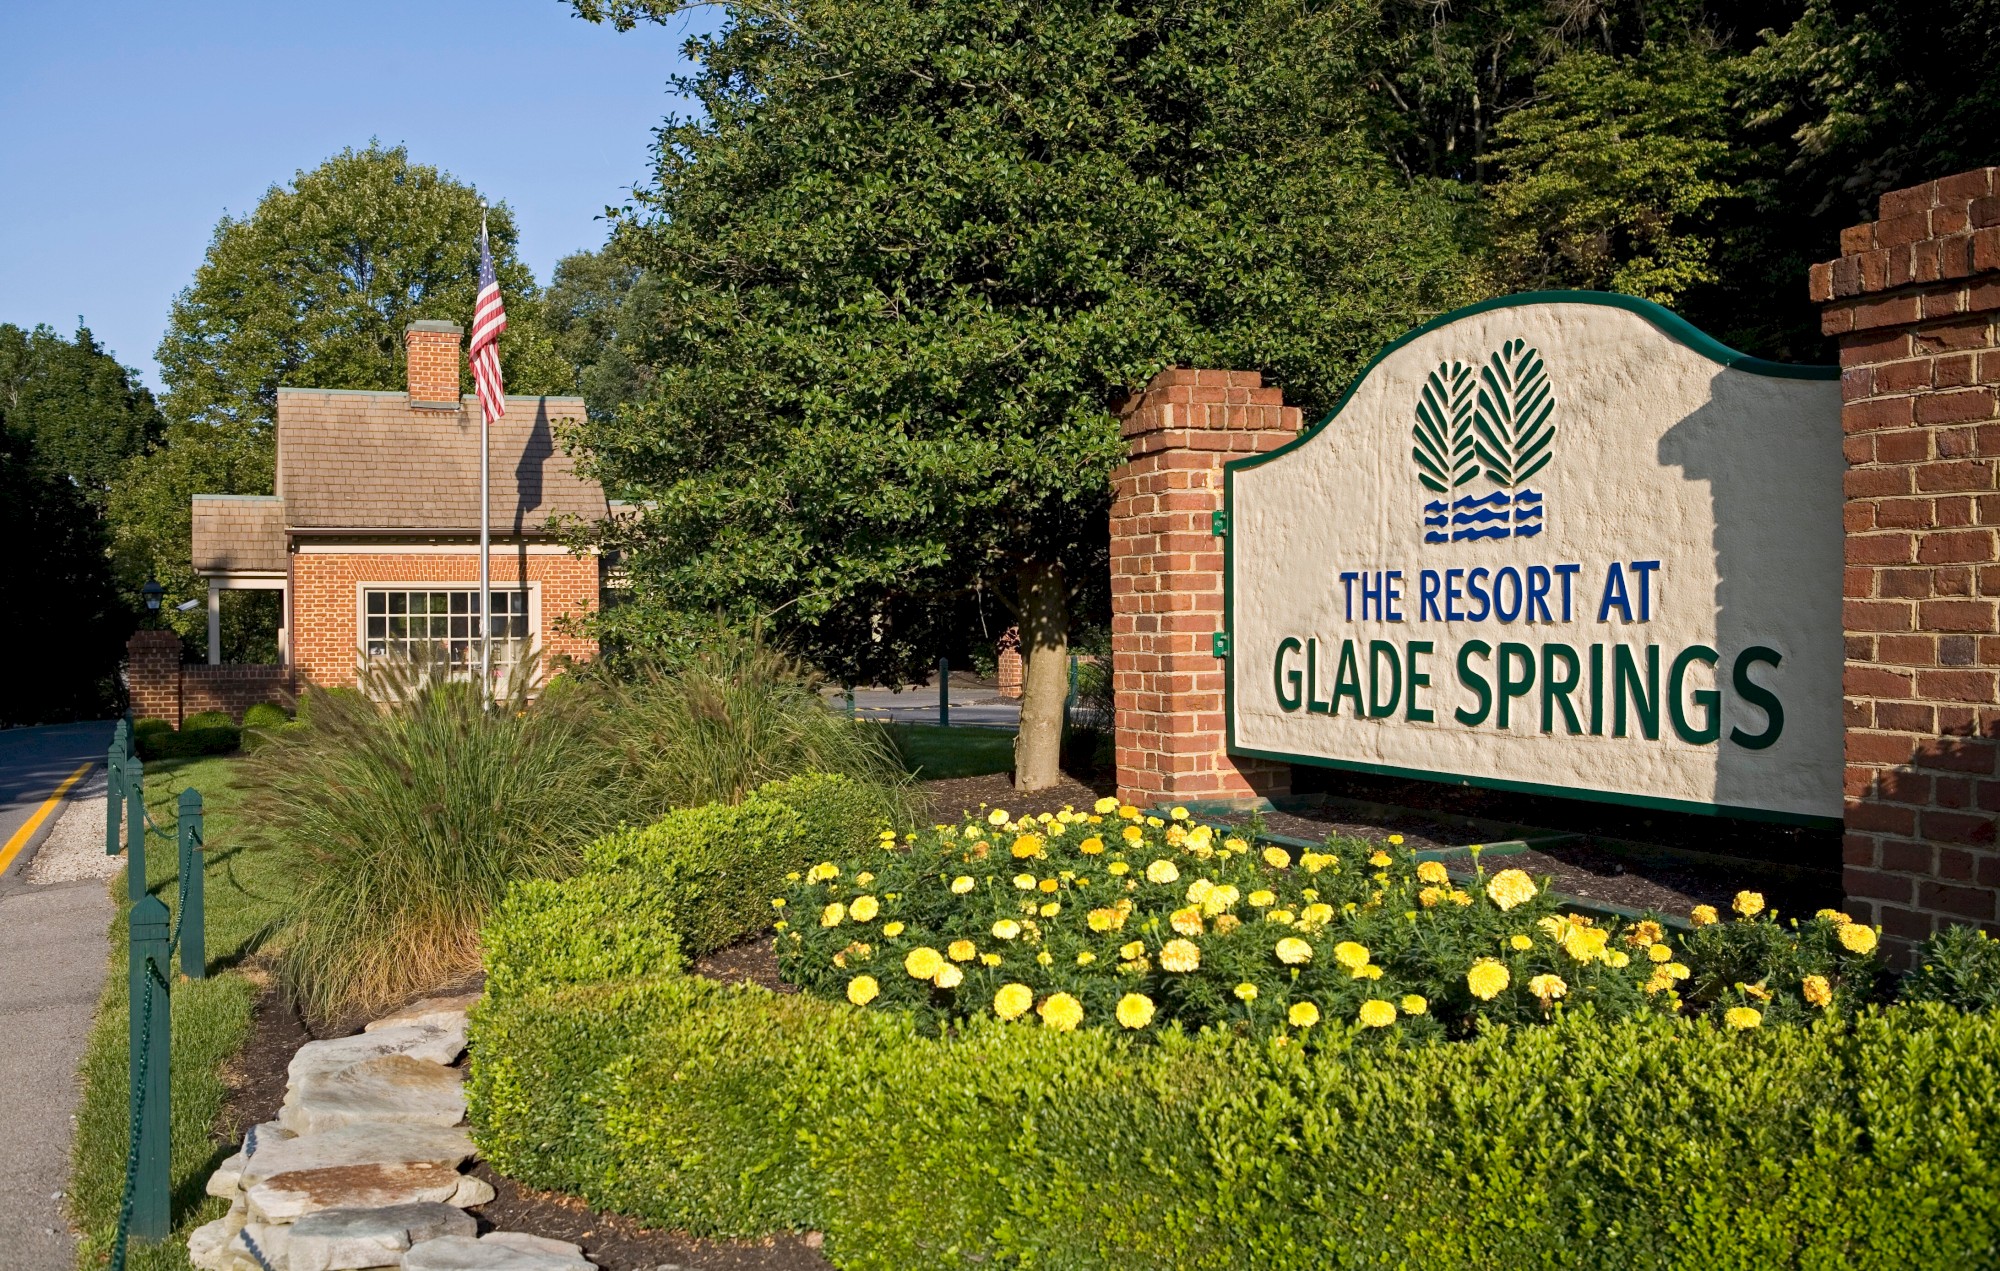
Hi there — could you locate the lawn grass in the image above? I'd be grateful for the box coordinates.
[881,722,1016,780]
[68,753,296,1271]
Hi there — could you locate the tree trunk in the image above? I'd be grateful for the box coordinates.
[1013,563,1069,792]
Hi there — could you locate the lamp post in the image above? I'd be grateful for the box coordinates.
[141,576,163,628]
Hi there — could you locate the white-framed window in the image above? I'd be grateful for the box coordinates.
[360,586,536,685]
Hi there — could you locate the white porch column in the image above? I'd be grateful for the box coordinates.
[208,580,222,665]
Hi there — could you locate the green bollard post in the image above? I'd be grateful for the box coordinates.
[127,894,171,1244]
[177,788,204,980]
[125,755,146,902]
[105,735,124,857]
[845,688,855,718]
[939,656,950,728]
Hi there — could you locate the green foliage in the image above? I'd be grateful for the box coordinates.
[239,659,621,1023]
[600,632,916,819]
[109,144,573,656]
[566,0,1481,685]
[133,713,243,759]
[1411,359,1478,494]
[483,874,684,1000]
[471,971,2000,1267]
[0,321,160,504]
[241,702,290,729]
[1903,926,2000,1013]
[182,710,234,730]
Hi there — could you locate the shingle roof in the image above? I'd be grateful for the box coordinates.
[273,389,607,534]
[192,495,286,573]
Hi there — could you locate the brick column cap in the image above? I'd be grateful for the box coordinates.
[1809,167,2000,329]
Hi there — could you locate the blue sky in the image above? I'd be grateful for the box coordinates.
[0,0,718,388]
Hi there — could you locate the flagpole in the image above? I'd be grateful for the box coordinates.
[478,209,492,707]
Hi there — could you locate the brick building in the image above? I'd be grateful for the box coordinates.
[176,320,608,708]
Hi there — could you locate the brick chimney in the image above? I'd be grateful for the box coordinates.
[404,320,463,409]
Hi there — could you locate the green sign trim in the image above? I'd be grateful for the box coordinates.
[1218,290,1841,830]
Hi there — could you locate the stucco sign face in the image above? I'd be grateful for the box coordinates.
[1224,293,1844,824]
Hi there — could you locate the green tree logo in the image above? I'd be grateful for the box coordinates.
[1415,338,1555,542]
[1471,338,1556,487]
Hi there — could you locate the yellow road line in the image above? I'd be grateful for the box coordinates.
[0,761,94,876]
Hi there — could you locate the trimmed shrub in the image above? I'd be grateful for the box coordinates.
[483,874,684,1000]
[469,978,2000,1269]
[134,715,241,759]
[182,710,235,730]
[241,702,290,729]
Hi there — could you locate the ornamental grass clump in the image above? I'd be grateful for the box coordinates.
[774,800,1885,1040]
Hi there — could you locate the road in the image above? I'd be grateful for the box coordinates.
[826,685,1023,729]
[0,719,118,1271]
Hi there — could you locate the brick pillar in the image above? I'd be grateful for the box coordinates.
[995,627,1022,698]
[1812,166,2000,954]
[126,630,183,725]
[1111,368,1301,808]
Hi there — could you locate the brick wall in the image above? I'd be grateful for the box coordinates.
[291,549,599,691]
[125,631,293,724]
[1111,368,1301,807]
[404,322,463,405]
[126,630,182,723]
[1812,166,2000,952]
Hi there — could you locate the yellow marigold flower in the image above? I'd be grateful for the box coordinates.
[1666,962,1690,981]
[904,946,943,979]
[1263,846,1292,869]
[808,862,839,883]
[1076,951,1096,966]
[770,898,786,910]
[1116,993,1156,1029]
[1170,907,1205,936]
[981,808,1007,827]
[1690,904,1719,926]
[1079,836,1105,855]
[1160,938,1201,972]
[785,871,802,883]
[1418,886,1444,909]
[849,895,880,922]
[1733,890,1766,918]
[1107,861,1130,876]
[1401,994,1428,1015]
[1012,873,1036,890]
[1625,920,1664,947]
[1094,796,1119,814]
[1467,958,1510,1000]
[1248,889,1277,908]
[948,939,977,962]
[1220,836,1246,853]
[994,982,1034,1020]
[1039,902,1061,917]
[1369,850,1392,868]
[1121,825,1145,845]
[1449,890,1474,907]
[1266,910,1296,925]
[775,921,789,932]
[1357,965,1383,980]
[1213,913,1242,934]
[1648,942,1673,963]
[1816,908,1853,924]
[1166,824,1188,847]
[1120,940,1147,961]
[1275,937,1313,965]
[1011,834,1043,859]
[1301,902,1334,927]
[933,962,964,989]
[1724,1006,1762,1030]
[1510,934,1534,951]
[1038,991,1084,1031]
[980,952,1002,967]
[1334,941,1371,970]
[1416,860,1449,885]
[1167,805,1189,821]
[1388,834,1404,845]
[1608,950,1631,968]
[992,919,1022,940]
[1288,1000,1320,1028]
[1561,926,1610,965]
[1147,859,1181,885]
[1485,869,1537,911]
[1233,981,1259,1002]
[952,875,976,894]
[1358,999,1397,1028]
[1119,804,1141,820]
[1087,906,1124,933]
[1037,877,1059,894]
[1838,923,1878,955]
[882,922,905,937]
[820,902,846,927]
[847,975,880,1006]
[1204,884,1241,915]
[1802,974,1833,1007]
[1185,877,1215,905]
[1528,973,1568,1005]
[1146,815,1165,828]
[856,871,875,886]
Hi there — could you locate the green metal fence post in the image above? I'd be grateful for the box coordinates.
[938,656,950,728]
[177,788,204,980]
[105,733,125,856]
[125,755,146,902]
[127,894,171,1245]
[1065,654,1080,729]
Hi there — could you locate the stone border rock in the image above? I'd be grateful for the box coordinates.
[188,994,599,1271]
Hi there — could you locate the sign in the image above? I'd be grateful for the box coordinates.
[1224,293,1843,824]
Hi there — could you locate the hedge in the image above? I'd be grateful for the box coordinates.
[468,975,2000,1270]
[133,715,240,759]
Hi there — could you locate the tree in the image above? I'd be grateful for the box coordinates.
[111,144,573,653]
[0,321,160,504]
[570,0,1482,788]
[545,246,662,422]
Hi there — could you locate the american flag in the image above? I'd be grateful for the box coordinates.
[469,225,507,424]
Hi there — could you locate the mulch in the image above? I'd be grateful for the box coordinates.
[922,770,1114,822]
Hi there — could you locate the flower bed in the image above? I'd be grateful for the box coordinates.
[772,800,1883,1037]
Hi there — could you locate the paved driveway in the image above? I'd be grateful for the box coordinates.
[0,720,118,1270]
